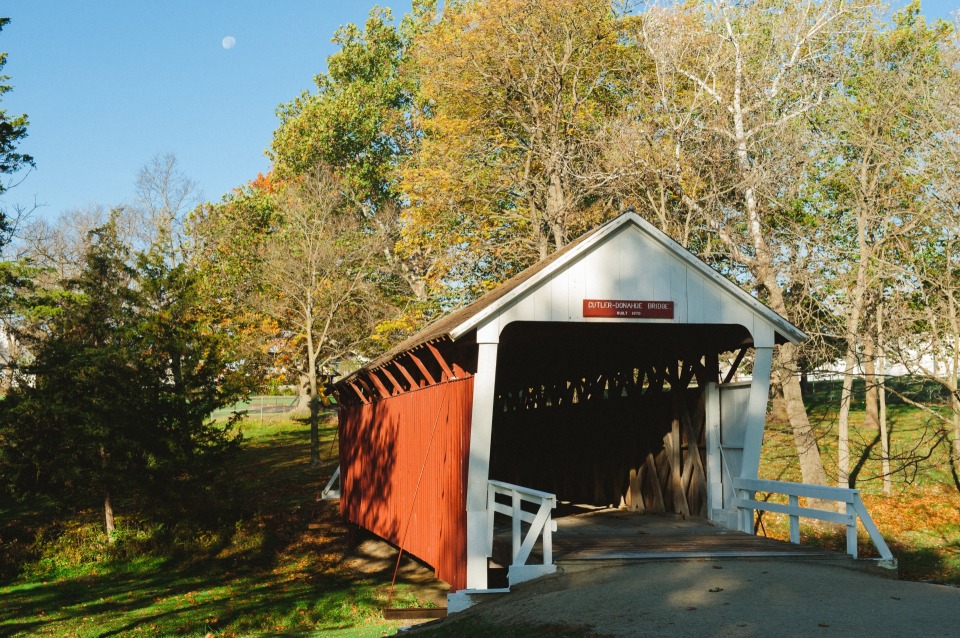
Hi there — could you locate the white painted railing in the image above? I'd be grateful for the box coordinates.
[487,480,558,585]
[732,477,895,564]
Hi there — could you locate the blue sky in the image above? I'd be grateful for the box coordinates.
[1,1,412,219]
[0,0,956,221]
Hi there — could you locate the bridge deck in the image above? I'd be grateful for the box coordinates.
[492,504,841,568]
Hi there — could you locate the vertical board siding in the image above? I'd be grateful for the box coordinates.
[339,376,474,591]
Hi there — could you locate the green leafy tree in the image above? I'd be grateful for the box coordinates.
[191,170,392,467]
[0,16,36,378]
[272,5,435,329]
[815,3,956,487]
[188,175,280,396]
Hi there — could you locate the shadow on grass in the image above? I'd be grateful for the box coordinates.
[890,540,960,585]
[0,420,388,636]
[0,551,386,636]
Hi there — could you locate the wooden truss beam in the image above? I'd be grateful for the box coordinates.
[393,359,420,389]
[379,366,405,394]
[427,342,455,381]
[408,351,436,386]
[354,377,378,401]
[724,347,749,384]
[368,372,392,399]
[348,381,369,404]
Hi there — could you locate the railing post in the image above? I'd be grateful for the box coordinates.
[542,498,553,566]
[846,500,858,559]
[486,484,496,556]
[789,494,800,544]
[852,494,895,562]
[738,488,754,533]
[321,466,341,500]
[512,490,522,563]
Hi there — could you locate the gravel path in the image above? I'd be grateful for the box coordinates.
[418,559,960,637]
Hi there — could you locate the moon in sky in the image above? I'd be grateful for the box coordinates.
[222,36,236,50]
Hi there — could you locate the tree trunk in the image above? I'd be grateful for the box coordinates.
[724,37,829,491]
[836,261,868,488]
[877,302,891,495]
[296,377,311,414]
[836,348,857,488]
[769,383,789,423]
[99,444,116,543]
[778,343,830,488]
[104,490,116,544]
[546,168,568,252]
[305,307,321,467]
[951,326,960,494]
[863,332,879,431]
[308,368,321,467]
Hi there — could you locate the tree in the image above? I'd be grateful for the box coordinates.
[815,4,955,487]
[399,0,633,297]
[0,16,37,382]
[0,218,244,538]
[0,17,33,247]
[272,5,436,329]
[878,13,960,492]
[632,0,875,489]
[259,169,391,466]
[16,204,111,280]
[129,153,201,264]
[188,176,277,375]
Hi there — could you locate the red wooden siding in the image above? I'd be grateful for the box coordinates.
[339,376,474,591]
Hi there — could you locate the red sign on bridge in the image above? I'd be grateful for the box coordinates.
[583,299,674,319]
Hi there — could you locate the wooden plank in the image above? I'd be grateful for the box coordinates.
[354,377,377,402]
[368,372,392,399]
[679,393,708,506]
[688,358,707,387]
[629,468,641,512]
[656,449,670,507]
[735,498,856,526]
[702,351,720,385]
[679,360,695,390]
[645,453,665,512]
[348,381,369,404]
[733,477,861,502]
[692,392,707,442]
[667,399,690,517]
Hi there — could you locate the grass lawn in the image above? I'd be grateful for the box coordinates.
[0,417,434,637]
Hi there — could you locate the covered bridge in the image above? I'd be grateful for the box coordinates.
[332,212,890,603]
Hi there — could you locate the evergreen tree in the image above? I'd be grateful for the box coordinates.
[0,219,243,539]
